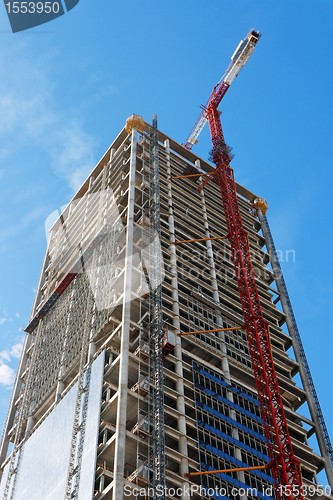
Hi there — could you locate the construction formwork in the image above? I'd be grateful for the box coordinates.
[0,117,332,500]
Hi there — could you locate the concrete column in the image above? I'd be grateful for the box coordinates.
[199,172,246,494]
[113,130,137,500]
[25,415,35,437]
[55,379,65,403]
[31,221,54,318]
[88,341,96,360]
[109,147,116,163]
[165,139,191,499]
[197,164,230,379]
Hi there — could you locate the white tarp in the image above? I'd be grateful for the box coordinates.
[0,351,105,499]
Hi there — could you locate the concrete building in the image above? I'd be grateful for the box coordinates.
[0,116,332,499]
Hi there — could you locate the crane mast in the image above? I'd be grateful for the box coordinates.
[185,30,305,499]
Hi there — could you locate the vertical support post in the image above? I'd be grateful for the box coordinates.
[30,227,53,318]
[113,129,137,500]
[165,139,190,499]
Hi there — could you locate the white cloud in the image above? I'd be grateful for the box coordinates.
[0,350,11,363]
[10,341,24,359]
[0,206,48,252]
[0,364,15,387]
[0,49,55,138]
[0,338,24,387]
[52,122,96,192]
[0,47,96,194]
[0,317,7,325]
[1,338,24,361]
[22,207,47,226]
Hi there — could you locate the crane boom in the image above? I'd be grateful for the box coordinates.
[184,29,261,150]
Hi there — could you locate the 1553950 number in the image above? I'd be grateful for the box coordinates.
[6,2,61,14]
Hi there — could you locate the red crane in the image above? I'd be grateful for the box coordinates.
[185,30,304,500]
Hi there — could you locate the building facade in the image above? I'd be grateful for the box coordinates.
[0,116,332,499]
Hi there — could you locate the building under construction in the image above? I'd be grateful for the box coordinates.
[0,29,333,500]
[0,114,332,499]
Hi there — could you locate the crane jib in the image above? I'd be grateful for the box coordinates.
[184,29,261,151]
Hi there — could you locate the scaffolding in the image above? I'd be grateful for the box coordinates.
[149,114,166,496]
[130,115,166,498]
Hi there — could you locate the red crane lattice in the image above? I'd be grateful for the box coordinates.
[182,29,305,500]
[197,74,304,500]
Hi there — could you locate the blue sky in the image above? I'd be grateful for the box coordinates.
[0,0,332,474]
